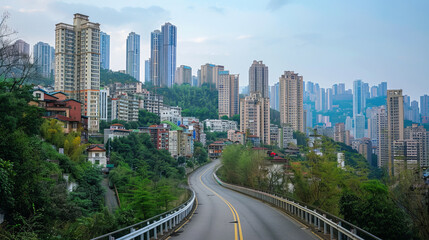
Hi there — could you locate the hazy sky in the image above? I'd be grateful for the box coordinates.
[3,0,429,100]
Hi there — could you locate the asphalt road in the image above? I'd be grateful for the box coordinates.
[168,160,319,240]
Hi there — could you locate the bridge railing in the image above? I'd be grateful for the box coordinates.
[91,189,195,240]
[213,172,382,240]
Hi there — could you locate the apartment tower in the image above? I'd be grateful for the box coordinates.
[387,89,404,175]
[33,42,54,78]
[218,71,239,119]
[240,92,270,144]
[279,71,304,132]
[249,60,269,98]
[55,13,100,132]
[100,31,110,69]
[126,32,140,81]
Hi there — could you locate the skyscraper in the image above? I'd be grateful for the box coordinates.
[218,71,239,118]
[33,42,54,78]
[150,30,162,86]
[249,60,269,98]
[270,82,280,111]
[377,108,389,168]
[100,31,110,69]
[387,89,404,176]
[326,88,333,111]
[378,82,387,97]
[353,79,366,117]
[199,63,224,88]
[145,59,151,83]
[13,39,30,56]
[354,114,365,139]
[411,100,420,123]
[279,71,304,132]
[370,86,378,98]
[55,13,100,132]
[338,83,346,95]
[126,32,140,81]
[175,65,192,85]
[362,82,370,100]
[161,22,177,87]
[240,92,270,144]
[421,94,429,120]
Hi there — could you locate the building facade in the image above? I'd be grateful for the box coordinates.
[161,23,177,87]
[218,71,239,118]
[279,71,304,132]
[387,89,404,175]
[55,13,100,132]
[240,92,270,144]
[100,31,110,70]
[175,65,192,85]
[249,60,269,98]
[126,32,140,81]
[33,42,54,79]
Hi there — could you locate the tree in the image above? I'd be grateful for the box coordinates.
[221,115,229,120]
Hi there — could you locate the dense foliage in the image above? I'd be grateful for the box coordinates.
[100,68,138,86]
[270,108,280,126]
[219,136,417,239]
[108,133,187,219]
[154,84,219,120]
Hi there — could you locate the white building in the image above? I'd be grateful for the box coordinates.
[203,119,238,132]
[160,106,182,124]
[87,145,107,167]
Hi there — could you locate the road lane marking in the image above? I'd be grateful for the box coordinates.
[199,165,244,240]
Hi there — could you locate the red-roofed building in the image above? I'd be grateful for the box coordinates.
[103,124,131,144]
[87,144,107,167]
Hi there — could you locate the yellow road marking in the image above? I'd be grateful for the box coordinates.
[199,165,244,240]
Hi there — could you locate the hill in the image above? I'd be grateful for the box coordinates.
[100,68,139,86]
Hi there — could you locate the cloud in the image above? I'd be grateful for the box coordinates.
[266,0,289,11]
[236,35,252,40]
[209,6,225,14]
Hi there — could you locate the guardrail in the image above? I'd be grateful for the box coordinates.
[91,189,195,240]
[213,171,382,240]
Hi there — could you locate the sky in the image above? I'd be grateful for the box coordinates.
[3,0,429,101]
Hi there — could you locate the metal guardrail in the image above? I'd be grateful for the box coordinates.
[213,172,382,240]
[91,189,196,240]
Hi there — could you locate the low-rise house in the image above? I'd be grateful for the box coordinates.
[87,144,107,167]
[103,124,131,144]
[203,119,237,132]
[208,141,225,159]
[227,130,245,144]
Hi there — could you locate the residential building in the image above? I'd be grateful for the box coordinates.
[227,130,245,145]
[200,63,224,87]
[270,82,280,111]
[370,86,378,98]
[270,124,281,147]
[87,145,107,167]
[169,130,193,158]
[136,89,164,115]
[354,114,365,139]
[160,106,182,124]
[100,31,110,69]
[353,80,366,138]
[411,101,420,123]
[279,71,304,132]
[55,14,100,132]
[145,59,151,83]
[208,141,225,159]
[352,138,372,165]
[150,30,162,86]
[334,123,346,144]
[249,60,269,98]
[99,88,108,121]
[240,92,270,144]
[103,124,131,144]
[404,124,429,168]
[282,124,296,148]
[126,32,140,81]
[161,22,177,87]
[108,94,139,122]
[387,89,404,176]
[393,139,419,176]
[13,39,30,56]
[147,124,170,150]
[33,42,54,78]
[175,65,192,85]
[421,95,429,120]
[326,88,333,111]
[377,108,389,168]
[378,82,387,97]
[203,119,237,132]
[108,82,142,97]
[218,71,239,118]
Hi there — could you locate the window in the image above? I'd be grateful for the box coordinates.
[95,160,100,165]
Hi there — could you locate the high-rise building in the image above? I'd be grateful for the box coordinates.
[421,95,429,119]
[270,82,280,111]
[145,59,151,83]
[334,123,346,143]
[249,60,269,98]
[354,114,365,139]
[218,71,239,118]
[404,124,429,168]
[338,83,346,95]
[175,65,192,85]
[240,92,270,145]
[192,75,198,86]
[378,82,387,97]
[99,88,109,121]
[279,71,304,132]
[326,88,333,111]
[55,13,100,132]
[362,82,370,100]
[100,31,110,69]
[411,100,420,123]
[150,30,162,86]
[370,86,378,98]
[332,84,338,95]
[314,83,321,111]
[353,79,366,117]
[387,89,404,175]
[403,95,411,121]
[33,42,54,78]
[304,104,313,132]
[320,88,326,112]
[13,39,30,56]
[200,63,224,88]
[373,107,388,168]
[126,32,140,81]
[345,116,353,132]
[161,22,177,87]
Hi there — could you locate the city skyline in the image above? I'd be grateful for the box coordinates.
[4,0,429,100]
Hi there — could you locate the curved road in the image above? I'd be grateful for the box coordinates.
[168,160,319,240]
